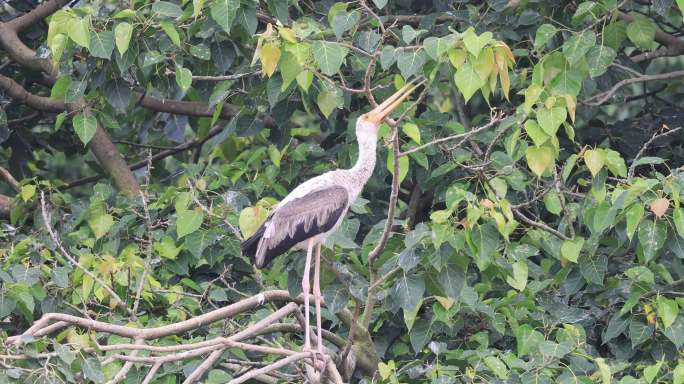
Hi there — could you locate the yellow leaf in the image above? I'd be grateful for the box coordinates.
[260,43,281,77]
[435,296,454,310]
[584,148,605,177]
[565,95,576,123]
[526,146,555,177]
[279,27,297,43]
[650,198,670,219]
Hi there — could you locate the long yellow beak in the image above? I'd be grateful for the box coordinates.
[366,78,423,124]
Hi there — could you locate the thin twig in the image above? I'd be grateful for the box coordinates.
[399,114,503,157]
[628,125,683,179]
[132,150,154,317]
[583,70,684,106]
[39,191,134,317]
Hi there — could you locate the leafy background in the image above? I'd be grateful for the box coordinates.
[1,0,684,383]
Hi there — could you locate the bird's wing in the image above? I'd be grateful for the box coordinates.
[243,185,349,268]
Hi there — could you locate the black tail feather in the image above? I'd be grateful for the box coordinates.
[241,225,265,266]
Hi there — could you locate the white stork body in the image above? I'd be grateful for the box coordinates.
[240,81,419,364]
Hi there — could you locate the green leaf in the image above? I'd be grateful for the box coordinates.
[603,313,629,344]
[536,106,567,136]
[538,340,573,358]
[679,0,684,16]
[627,16,656,49]
[317,88,342,118]
[177,210,204,239]
[524,119,549,147]
[665,316,684,348]
[462,27,492,57]
[89,31,115,59]
[595,357,612,384]
[454,62,486,102]
[643,360,663,384]
[638,220,667,263]
[579,253,607,285]
[380,45,396,70]
[516,324,544,356]
[387,151,409,184]
[238,206,269,238]
[535,24,558,50]
[402,123,420,144]
[625,266,654,284]
[524,84,543,113]
[210,0,238,34]
[584,148,605,177]
[525,146,554,177]
[397,49,426,79]
[656,296,678,329]
[438,263,466,299]
[20,184,36,202]
[160,20,181,47]
[561,237,584,263]
[484,356,509,380]
[544,190,562,215]
[114,22,133,55]
[629,318,654,348]
[312,41,348,76]
[82,358,104,382]
[68,17,90,48]
[603,21,628,50]
[423,36,451,60]
[587,45,616,77]
[88,211,115,240]
[372,0,388,9]
[506,260,528,291]
[175,66,192,91]
[154,235,181,259]
[550,69,583,97]
[626,204,645,241]
[562,30,596,65]
[675,208,684,239]
[73,113,98,146]
[674,361,684,384]
[331,10,360,39]
[152,1,183,18]
[604,148,627,177]
[392,271,425,311]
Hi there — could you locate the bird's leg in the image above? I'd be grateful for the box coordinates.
[302,238,314,353]
[313,242,324,369]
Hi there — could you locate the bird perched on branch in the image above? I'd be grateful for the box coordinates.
[241,79,422,364]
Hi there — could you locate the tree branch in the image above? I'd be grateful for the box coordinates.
[619,12,684,62]
[0,165,20,192]
[583,69,684,106]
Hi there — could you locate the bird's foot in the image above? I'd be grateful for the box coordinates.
[303,344,327,372]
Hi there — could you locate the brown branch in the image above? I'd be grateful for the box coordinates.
[229,352,328,384]
[64,124,227,189]
[165,69,261,82]
[6,0,70,32]
[619,12,684,62]
[583,70,684,106]
[0,193,13,217]
[0,74,64,112]
[0,165,19,192]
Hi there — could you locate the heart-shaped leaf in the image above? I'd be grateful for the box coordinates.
[526,146,554,177]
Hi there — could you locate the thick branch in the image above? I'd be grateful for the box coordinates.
[0,165,20,192]
[619,12,684,62]
[0,193,13,216]
[7,0,70,32]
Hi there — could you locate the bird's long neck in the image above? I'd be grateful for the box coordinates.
[349,135,377,183]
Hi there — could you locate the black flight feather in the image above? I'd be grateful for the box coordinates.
[241,187,348,268]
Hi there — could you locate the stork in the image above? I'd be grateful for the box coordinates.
[241,79,421,362]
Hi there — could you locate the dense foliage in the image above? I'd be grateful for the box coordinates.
[1,0,684,382]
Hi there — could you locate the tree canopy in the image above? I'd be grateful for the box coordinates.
[1,0,684,383]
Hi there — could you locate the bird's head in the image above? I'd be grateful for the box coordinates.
[356,79,421,139]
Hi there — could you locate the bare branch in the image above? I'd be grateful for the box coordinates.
[0,165,19,192]
[165,69,261,82]
[399,114,504,157]
[583,70,684,106]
